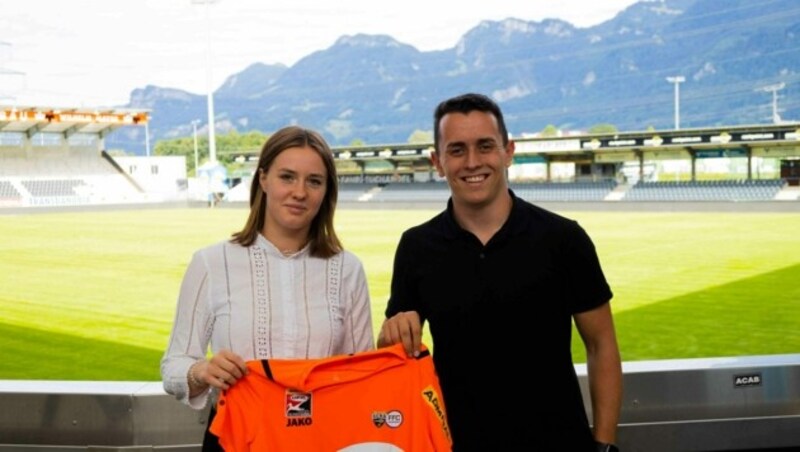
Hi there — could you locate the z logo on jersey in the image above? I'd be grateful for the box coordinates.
[285,389,313,427]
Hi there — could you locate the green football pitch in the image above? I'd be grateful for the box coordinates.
[0,207,798,381]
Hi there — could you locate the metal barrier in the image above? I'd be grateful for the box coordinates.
[1,354,799,451]
[580,353,800,452]
[0,381,208,451]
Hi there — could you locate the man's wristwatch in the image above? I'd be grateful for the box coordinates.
[596,442,619,452]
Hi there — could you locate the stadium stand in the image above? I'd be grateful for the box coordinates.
[338,182,376,202]
[220,177,797,206]
[510,180,618,202]
[370,182,451,203]
[21,178,85,197]
[623,179,785,202]
[0,180,21,200]
[0,147,146,207]
[0,106,156,208]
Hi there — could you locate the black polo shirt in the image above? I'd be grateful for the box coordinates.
[386,190,612,451]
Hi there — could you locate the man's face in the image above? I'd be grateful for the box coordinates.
[431,111,514,210]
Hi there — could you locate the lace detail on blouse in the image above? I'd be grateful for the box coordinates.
[252,245,271,358]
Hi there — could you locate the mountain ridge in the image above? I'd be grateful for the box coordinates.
[111,0,800,154]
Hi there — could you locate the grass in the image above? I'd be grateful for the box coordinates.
[0,207,798,380]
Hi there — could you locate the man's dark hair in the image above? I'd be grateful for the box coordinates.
[433,92,509,153]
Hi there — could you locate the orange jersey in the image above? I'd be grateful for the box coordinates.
[210,343,452,451]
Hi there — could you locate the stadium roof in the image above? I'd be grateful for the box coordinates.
[218,122,800,167]
[0,105,149,137]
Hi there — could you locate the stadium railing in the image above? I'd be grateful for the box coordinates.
[1,354,798,451]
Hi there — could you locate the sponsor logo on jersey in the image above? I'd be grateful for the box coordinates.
[286,417,313,427]
[422,385,451,443]
[371,410,403,428]
[285,389,312,427]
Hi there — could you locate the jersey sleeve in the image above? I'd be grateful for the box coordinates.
[413,348,453,451]
[422,382,453,451]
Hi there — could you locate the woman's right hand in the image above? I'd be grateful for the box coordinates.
[194,349,249,390]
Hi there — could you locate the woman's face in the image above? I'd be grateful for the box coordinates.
[259,145,327,238]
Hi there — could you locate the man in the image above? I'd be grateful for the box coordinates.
[378,93,622,451]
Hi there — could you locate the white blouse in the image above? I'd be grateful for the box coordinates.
[161,234,374,408]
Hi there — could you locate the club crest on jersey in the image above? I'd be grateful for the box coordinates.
[285,389,312,427]
[372,410,403,428]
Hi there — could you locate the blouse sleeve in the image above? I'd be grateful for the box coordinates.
[160,249,214,409]
[342,252,375,354]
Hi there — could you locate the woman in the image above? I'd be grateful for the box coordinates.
[161,126,374,446]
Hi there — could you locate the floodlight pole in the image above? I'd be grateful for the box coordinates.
[666,76,685,130]
[145,122,151,157]
[192,0,218,163]
[759,83,785,124]
[192,119,200,174]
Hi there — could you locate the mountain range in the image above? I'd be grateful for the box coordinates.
[110,0,800,154]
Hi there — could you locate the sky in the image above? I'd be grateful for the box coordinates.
[1,0,640,108]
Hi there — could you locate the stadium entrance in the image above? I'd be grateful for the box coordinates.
[781,159,800,186]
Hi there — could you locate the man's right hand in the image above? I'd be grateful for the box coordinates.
[377,311,422,357]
